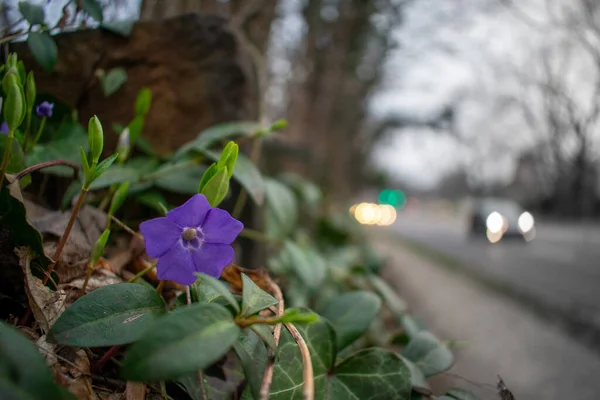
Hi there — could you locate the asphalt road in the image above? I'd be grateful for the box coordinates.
[390,210,600,342]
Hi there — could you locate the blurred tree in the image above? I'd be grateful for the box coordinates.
[273,0,408,199]
[501,0,600,217]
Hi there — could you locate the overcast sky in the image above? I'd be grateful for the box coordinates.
[370,0,560,190]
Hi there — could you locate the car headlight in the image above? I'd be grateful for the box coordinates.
[518,212,534,233]
[486,212,504,233]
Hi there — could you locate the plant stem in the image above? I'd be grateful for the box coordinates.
[15,159,79,181]
[128,261,156,283]
[0,129,15,187]
[30,117,47,149]
[43,187,89,285]
[186,286,191,304]
[259,278,284,400]
[23,111,32,153]
[0,31,27,45]
[80,260,96,295]
[111,215,139,237]
[285,322,314,400]
[91,345,121,372]
[156,280,165,294]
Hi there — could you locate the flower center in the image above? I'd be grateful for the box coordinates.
[181,227,204,249]
[182,228,197,241]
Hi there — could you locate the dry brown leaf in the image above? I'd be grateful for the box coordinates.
[221,264,271,293]
[16,247,67,333]
[56,347,95,400]
[125,381,146,400]
[66,269,123,293]
[36,334,58,367]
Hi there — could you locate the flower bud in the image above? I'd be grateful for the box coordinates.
[25,72,36,112]
[134,88,152,116]
[198,162,218,193]
[2,69,19,94]
[200,167,229,207]
[88,115,104,166]
[108,182,130,220]
[217,141,238,179]
[3,80,25,131]
[91,229,111,266]
[116,127,130,163]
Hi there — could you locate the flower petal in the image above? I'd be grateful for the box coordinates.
[202,208,244,244]
[139,217,181,258]
[167,194,211,228]
[191,243,234,278]
[156,243,196,285]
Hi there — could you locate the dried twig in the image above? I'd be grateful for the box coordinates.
[284,322,314,400]
[259,277,284,400]
[15,160,79,181]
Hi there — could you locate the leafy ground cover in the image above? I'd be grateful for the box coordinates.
[0,50,489,400]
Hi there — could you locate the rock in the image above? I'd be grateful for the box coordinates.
[14,14,258,156]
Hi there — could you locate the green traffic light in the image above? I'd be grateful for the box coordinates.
[378,189,407,208]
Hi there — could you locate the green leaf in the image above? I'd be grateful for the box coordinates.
[90,164,139,190]
[280,172,322,213]
[92,153,118,181]
[241,273,277,317]
[175,121,261,158]
[270,316,336,399]
[100,67,127,96]
[0,134,25,174]
[234,328,269,400]
[368,275,407,320]
[27,122,88,176]
[18,2,45,25]
[48,283,166,347]
[403,331,454,377]
[327,349,411,400]
[401,315,424,339]
[249,324,276,351]
[121,303,240,381]
[134,191,166,213]
[177,351,244,400]
[446,388,481,400]
[320,291,381,350]
[274,308,319,324]
[27,32,57,72]
[265,178,297,238]
[0,322,75,400]
[270,317,411,400]
[0,176,52,283]
[200,167,229,207]
[195,273,240,313]
[154,163,206,195]
[402,357,431,394]
[280,241,326,290]
[83,0,103,22]
[205,151,265,205]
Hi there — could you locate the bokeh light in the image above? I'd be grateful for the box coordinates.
[350,202,397,226]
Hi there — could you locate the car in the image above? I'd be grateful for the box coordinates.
[469,197,535,243]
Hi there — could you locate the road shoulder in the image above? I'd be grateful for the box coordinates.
[371,231,600,400]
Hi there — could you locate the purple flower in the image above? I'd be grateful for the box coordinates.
[35,101,54,118]
[139,194,243,285]
[0,122,8,135]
